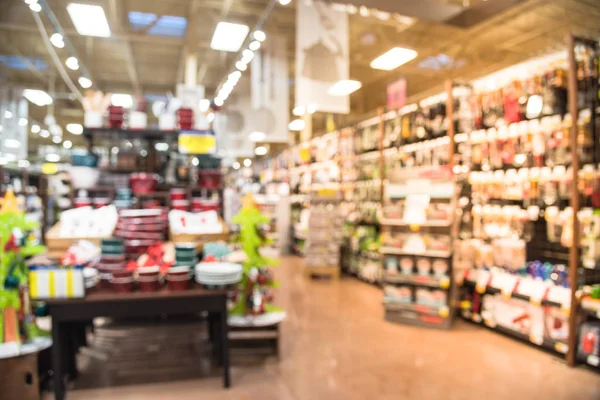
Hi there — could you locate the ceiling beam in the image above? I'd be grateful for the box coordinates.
[107,0,141,93]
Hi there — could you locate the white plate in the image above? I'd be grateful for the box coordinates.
[195,262,242,276]
[195,276,241,285]
[228,312,287,327]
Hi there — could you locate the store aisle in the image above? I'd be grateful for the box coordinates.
[50,256,600,400]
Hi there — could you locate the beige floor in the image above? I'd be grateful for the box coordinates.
[47,256,600,400]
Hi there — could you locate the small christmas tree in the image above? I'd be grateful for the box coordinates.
[0,189,46,345]
[230,193,283,318]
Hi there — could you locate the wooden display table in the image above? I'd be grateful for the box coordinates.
[45,286,230,400]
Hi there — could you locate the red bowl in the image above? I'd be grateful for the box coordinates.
[115,230,164,240]
[198,170,221,189]
[170,189,187,200]
[130,172,159,194]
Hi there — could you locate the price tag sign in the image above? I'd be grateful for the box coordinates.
[554,342,568,354]
[472,313,482,323]
[460,300,472,309]
[439,276,450,289]
[178,130,216,154]
[529,334,544,346]
[439,306,449,318]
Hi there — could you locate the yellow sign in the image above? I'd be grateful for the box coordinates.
[41,163,58,175]
[178,130,216,154]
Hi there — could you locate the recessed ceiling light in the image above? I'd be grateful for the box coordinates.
[63,140,73,149]
[327,80,362,96]
[65,56,79,70]
[66,3,111,37]
[19,118,28,126]
[154,142,169,151]
[255,145,268,156]
[288,119,306,131]
[233,162,240,170]
[4,110,12,119]
[249,131,266,141]
[307,104,318,114]
[207,112,215,123]
[4,139,20,148]
[249,41,261,51]
[31,124,41,133]
[253,31,266,42]
[18,160,30,168]
[40,129,50,138]
[210,22,249,52]
[78,77,92,88]
[111,93,133,108]
[50,33,65,48]
[29,2,42,12]
[214,98,224,107]
[243,158,252,167]
[236,61,247,71]
[52,135,62,144]
[293,106,305,116]
[279,0,291,5]
[23,89,53,106]
[370,47,417,71]
[66,123,83,135]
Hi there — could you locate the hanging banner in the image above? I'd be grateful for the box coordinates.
[387,78,407,110]
[213,80,257,158]
[178,130,216,155]
[296,0,349,114]
[251,36,289,143]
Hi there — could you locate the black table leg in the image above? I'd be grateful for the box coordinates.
[52,320,65,400]
[219,310,230,388]
[67,323,78,379]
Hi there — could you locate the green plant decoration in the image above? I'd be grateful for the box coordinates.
[230,193,282,317]
[0,189,47,343]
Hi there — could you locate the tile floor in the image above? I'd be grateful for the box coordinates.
[46,256,600,400]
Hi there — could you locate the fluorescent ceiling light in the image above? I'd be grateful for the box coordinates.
[49,124,62,135]
[154,142,169,151]
[214,98,224,107]
[31,124,41,133]
[249,131,266,142]
[50,33,65,48]
[40,129,50,138]
[111,93,133,108]
[25,0,38,4]
[67,3,111,37]
[210,22,249,52]
[292,106,305,116]
[328,80,362,96]
[253,31,266,42]
[19,118,28,126]
[370,47,417,71]
[255,146,268,156]
[65,56,79,70]
[243,158,252,167]
[233,162,240,170]
[78,77,92,88]
[229,71,242,81]
[66,123,83,135]
[288,119,306,131]
[249,41,261,51]
[46,153,60,162]
[4,139,20,148]
[279,0,291,5]
[29,3,41,12]
[23,89,53,106]
[4,110,12,119]
[63,140,73,149]
[199,99,210,112]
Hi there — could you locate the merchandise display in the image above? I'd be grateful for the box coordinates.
[3,1,600,397]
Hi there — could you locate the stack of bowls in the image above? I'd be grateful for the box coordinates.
[166,266,191,291]
[174,243,198,268]
[137,266,161,292]
[114,188,133,209]
[116,209,167,258]
[194,262,242,289]
[97,238,126,289]
[110,270,134,293]
[83,267,99,289]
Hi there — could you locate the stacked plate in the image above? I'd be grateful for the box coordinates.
[83,267,99,289]
[194,262,242,288]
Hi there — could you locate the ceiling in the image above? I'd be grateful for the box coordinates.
[1,0,600,151]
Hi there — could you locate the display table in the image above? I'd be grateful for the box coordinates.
[45,286,230,400]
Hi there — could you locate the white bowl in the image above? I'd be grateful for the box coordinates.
[195,262,242,276]
[69,166,101,189]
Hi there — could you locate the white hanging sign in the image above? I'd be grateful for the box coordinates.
[296,0,349,114]
[251,36,289,143]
